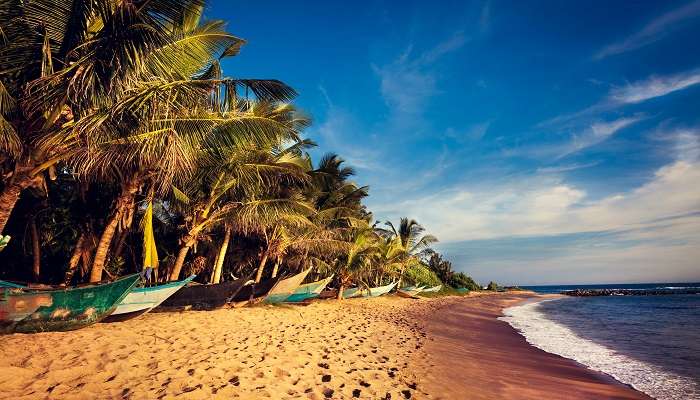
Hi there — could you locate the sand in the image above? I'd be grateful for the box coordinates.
[0,292,651,399]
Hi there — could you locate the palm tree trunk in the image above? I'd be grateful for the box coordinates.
[30,217,40,281]
[211,226,231,284]
[255,250,269,283]
[271,258,281,278]
[0,177,32,234]
[65,233,86,284]
[337,283,345,300]
[89,177,140,283]
[169,244,191,281]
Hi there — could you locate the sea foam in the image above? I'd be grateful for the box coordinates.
[499,299,699,400]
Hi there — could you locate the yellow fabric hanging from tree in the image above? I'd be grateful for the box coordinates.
[142,201,159,271]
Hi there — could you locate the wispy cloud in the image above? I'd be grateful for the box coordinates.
[539,68,700,132]
[609,69,700,104]
[595,0,700,59]
[372,32,467,126]
[536,161,600,174]
[446,120,492,142]
[558,117,642,158]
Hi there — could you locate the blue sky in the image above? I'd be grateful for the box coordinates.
[209,0,700,285]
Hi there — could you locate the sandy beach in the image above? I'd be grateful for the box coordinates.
[0,293,650,399]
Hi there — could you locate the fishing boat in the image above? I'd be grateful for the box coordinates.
[421,284,442,293]
[341,286,362,298]
[396,288,422,299]
[286,275,333,303]
[103,275,196,322]
[230,276,280,304]
[264,269,312,304]
[0,279,25,289]
[0,274,140,334]
[157,276,250,310]
[340,281,398,299]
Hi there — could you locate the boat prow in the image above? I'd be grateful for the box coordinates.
[0,274,140,334]
[103,275,196,322]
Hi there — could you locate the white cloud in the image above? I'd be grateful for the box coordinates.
[558,117,641,157]
[609,70,700,104]
[372,32,467,126]
[536,161,600,174]
[372,135,700,243]
[595,0,700,59]
[540,68,700,131]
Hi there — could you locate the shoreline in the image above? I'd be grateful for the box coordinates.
[418,292,652,400]
[0,293,653,399]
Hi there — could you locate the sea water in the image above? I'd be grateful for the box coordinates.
[500,284,700,400]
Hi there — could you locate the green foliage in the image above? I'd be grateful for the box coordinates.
[452,272,481,291]
[487,281,499,291]
[403,263,441,287]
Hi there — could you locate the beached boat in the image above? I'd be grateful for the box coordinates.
[230,276,280,304]
[421,285,442,293]
[157,276,249,310]
[103,275,196,322]
[341,281,398,299]
[0,274,140,334]
[286,276,333,303]
[455,288,470,293]
[0,279,25,289]
[264,269,312,304]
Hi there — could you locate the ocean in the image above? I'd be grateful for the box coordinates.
[500,283,700,400]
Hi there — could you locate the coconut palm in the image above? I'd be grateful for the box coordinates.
[383,218,438,286]
[334,228,380,300]
[0,0,295,252]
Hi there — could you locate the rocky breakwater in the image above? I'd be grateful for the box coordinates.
[563,288,700,296]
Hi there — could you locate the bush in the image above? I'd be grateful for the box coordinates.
[451,272,481,290]
[486,281,499,291]
[404,263,442,287]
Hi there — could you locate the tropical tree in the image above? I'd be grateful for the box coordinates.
[382,218,438,286]
[334,228,380,300]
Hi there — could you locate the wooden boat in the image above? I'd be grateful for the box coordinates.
[396,288,422,299]
[103,275,196,322]
[0,279,25,289]
[264,269,312,304]
[157,276,249,310]
[341,286,362,298]
[286,276,333,303]
[230,276,280,304]
[0,274,140,334]
[421,284,442,293]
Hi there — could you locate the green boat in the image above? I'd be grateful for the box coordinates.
[286,276,333,303]
[0,274,140,334]
[263,269,311,304]
[342,281,397,298]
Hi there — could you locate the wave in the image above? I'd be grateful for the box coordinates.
[499,299,699,400]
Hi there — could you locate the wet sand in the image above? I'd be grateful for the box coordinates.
[419,292,652,400]
[0,293,651,399]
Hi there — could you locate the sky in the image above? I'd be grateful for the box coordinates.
[208,0,700,285]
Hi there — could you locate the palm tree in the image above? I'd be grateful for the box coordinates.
[383,218,438,286]
[1,1,297,279]
[334,228,380,300]
[166,134,315,282]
